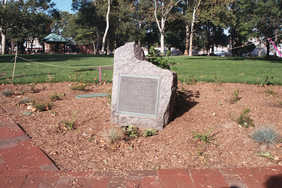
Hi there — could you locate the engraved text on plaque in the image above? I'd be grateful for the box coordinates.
[116,74,161,117]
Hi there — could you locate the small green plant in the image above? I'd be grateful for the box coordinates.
[104,127,123,144]
[146,46,175,70]
[264,89,278,97]
[255,152,274,159]
[48,92,61,101]
[2,88,13,97]
[17,90,26,95]
[57,111,78,130]
[121,125,139,138]
[22,111,33,116]
[142,127,158,137]
[71,82,87,91]
[87,135,95,142]
[192,127,220,146]
[213,72,223,85]
[278,101,282,108]
[29,80,39,93]
[196,144,205,156]
[230,89,240,104]
[50,110,58,116]
[250,125,281,146]
[32,100,52,112]
[264,76,274,86]
[237,108,254,128]
[18,97,31,105]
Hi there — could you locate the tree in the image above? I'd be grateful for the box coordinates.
[228,0,253,56]
[251,0,282,57]
[101,0,111,54]
[154,0,181,53]
[0,0,56,55]
[0,0,23,54]
[51,11,79,44]
[189,0,201,56]
[198,0,234,55]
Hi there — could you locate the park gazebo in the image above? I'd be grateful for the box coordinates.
[42,33,67,54]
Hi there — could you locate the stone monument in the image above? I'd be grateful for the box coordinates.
[110,42,177,130]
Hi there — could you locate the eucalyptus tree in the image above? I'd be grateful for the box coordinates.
[154,0,181,53]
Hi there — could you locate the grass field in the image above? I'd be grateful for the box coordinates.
[0,54,281,85]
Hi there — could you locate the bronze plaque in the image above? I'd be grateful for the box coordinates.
[116,74,161,117]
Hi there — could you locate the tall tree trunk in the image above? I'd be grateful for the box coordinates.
[266,40,269,58]
[258,35,261,57]
[154,0,180,54]
[93,40,96,54]
[160,16,165,53]
[101,0,111,54]
[189,0,201,56]
[1,30,6,55]
[211,26,215,54]
[189,8,196,56]
[96,26,100,54]
[106,38,109,55]
[31,38,34,53]
[184,24,190,55]
[275,27,278,57]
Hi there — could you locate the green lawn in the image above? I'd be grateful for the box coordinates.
[0,54,114,85]
[0,54,281,85]
[172,56,282,85]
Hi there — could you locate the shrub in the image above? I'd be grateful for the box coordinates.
[237,108,254,128]
[146,46,175,70]
[17,90,26,95]
[142,128,158,137]
[32,100,52,112]
[250,125,281,146]
[48,92,61,101]
[71,82,87,91]
[104,127,123,144]
[18,97,31,105]
[56,111,78,130]
[22,111,33,116]
[213,72,223,85]
[230,89,240,104]
[2,88,13,97]
[192,127,220,146]
[29,80,39,93]
[278,101,282,108]
[121,125,138,138]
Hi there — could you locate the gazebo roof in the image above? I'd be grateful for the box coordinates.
[42,33,67,43]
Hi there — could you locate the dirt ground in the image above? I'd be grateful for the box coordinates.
[1,82,282,173]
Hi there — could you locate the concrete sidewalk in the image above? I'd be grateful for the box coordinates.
[0,106,282,188]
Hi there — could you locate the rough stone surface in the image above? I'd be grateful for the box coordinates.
[110,42,177,130]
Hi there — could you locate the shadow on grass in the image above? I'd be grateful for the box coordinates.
[75,67,113,72]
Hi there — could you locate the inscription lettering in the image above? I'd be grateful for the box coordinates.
[117,75,161,116]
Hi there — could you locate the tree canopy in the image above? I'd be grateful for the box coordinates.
[1,0,282,57]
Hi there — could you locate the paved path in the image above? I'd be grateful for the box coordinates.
[0,106,282,188]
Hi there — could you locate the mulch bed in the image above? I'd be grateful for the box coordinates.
[1,82,282,173]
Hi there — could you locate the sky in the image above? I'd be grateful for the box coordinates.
[53,0,75,13]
